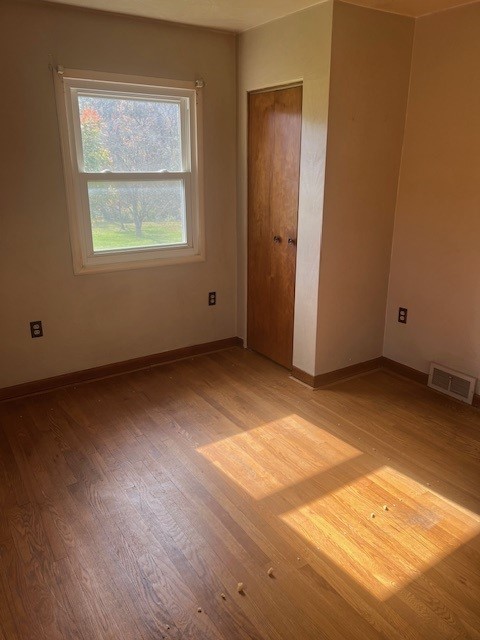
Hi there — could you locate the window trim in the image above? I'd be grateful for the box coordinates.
[54,69,205,274]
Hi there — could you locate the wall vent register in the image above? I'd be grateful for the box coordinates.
[428,362,476,405]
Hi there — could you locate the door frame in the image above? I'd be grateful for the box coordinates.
[248,81,303,96]
[246,81,303,368]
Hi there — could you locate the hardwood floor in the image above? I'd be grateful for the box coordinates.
[0,346,479,639]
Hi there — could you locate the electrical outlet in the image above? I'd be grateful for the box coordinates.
[208,291,216,306]
[30,320,43,338]
[398,307,408,324]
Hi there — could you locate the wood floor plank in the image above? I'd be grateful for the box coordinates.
[153,419,416,640]
[0,347,479,639]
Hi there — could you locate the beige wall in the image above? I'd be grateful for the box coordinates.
[237,3,333,375]
[316,2,413,374]
[2,0,477,391]
[384,3,480,391]
[0,0,237,388]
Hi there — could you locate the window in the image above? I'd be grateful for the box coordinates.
[55,69,204,273]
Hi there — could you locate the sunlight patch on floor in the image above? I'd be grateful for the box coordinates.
[197,414,361,499]
[280,465,480,600]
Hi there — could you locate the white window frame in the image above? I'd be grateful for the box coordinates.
[54,69,204,274]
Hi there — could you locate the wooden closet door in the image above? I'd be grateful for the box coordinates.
[247,85,302,369]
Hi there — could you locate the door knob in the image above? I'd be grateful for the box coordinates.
[288,237,297,246]
[273,235,281,243]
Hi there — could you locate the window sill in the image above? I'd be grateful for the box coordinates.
[73,251,205,275]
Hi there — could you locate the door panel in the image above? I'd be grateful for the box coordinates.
[247,86,302,369]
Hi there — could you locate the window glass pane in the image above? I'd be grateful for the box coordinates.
[87,180,186,252]
[78,95,183,172]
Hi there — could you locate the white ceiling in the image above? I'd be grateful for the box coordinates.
[340,0,480,18]
[44,0,480,30]
[44,0,325,32]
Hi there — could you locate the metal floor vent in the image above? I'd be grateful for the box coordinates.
[428,362,476,405]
